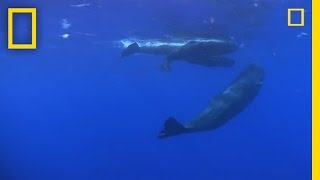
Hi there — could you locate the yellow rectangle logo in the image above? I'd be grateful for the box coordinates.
[8,8,37,49]
[288,8,305,26]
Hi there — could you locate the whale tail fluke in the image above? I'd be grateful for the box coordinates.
[121,42,140,58]
[158,117,186,139]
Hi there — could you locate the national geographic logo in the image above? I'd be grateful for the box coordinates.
[288,8,305,27]
[8,8,37,50]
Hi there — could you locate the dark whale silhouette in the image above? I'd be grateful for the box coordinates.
[158,64,264,138]
[121,39,238,71]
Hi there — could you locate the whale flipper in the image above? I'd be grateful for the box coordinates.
[158,117,187,138]
[121,42,140,57]
[160,59,172,72]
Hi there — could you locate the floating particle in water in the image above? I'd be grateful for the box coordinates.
[61,34,70,39]
[297,32,309,38]
[210,17,215,24]
[61,19,71,29]
[76,32,96,37]
[70,3,91,8]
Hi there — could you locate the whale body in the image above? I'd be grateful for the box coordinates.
[119,38,238,71]
[158,64,264,138]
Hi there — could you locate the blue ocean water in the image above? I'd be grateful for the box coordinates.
[0,0,312,180]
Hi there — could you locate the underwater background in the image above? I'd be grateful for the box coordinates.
[0,0,312,179]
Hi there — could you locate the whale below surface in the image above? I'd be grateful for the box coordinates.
[117,38,237,56]
[117,37,238,71]
[116,38,230,49]
[158,64,265,138]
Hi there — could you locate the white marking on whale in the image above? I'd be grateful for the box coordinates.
[116,38,227,49]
